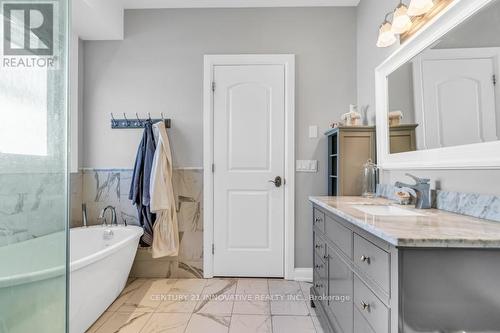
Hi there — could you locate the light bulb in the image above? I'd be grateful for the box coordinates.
[391,4,412,34]
[408,0,434,16]
[377,21,397,48]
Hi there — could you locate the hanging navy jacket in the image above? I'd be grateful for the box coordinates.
[129,122,156,246]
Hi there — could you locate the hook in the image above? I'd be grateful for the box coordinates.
[110,113,117,127]
[161,113,165,121]
[123,113,130,127]
[135,113,142,126]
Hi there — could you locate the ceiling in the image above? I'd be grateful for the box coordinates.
[120,0,361,8]
[73,0,360,40]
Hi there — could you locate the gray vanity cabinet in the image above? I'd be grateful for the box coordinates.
[311,202,500,333]
[312,205,397,333]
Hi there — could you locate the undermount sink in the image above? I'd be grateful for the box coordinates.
[351,204,425,216]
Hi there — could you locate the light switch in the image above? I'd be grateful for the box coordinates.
[309,125,318,138]
[296,160,318,172]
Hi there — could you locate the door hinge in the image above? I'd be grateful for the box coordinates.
[493,74,497,86]
[212,163,215,173]
[212,82,216,92]
[212,244,215,254]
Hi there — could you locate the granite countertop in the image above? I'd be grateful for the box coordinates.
[310,196,500,248]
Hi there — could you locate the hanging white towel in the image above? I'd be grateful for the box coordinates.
[150,121,179,258]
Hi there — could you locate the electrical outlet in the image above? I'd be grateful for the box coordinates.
[296,160,318,172]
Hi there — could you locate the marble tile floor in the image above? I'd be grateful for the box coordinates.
[87,278,324,333]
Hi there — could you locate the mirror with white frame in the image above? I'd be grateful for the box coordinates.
[376,0,500,169]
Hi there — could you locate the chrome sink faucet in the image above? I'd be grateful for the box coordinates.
[99,205,118,226]
[395,173,432,209]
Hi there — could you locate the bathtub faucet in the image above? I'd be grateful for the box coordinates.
[99,206,118,226]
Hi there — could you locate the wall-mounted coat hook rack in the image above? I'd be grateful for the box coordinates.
[111,113,171,129]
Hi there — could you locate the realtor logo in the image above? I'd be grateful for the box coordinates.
[3,3,54,56]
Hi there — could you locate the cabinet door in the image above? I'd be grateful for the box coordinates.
[390,131,413,153]
[339,130,375,196]
[327,246,353,333]
[354,307,376,333]
[313,256,327,303]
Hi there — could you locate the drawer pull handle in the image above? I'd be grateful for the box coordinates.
[315,217,322,223]
[361,301,370,311]
[315,283,322,289]
[323,255,329,260]
[315,264,323,269]
[360,255,371,264]
[315,244,323,249]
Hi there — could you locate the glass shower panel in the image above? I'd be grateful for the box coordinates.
[0,1,68,332]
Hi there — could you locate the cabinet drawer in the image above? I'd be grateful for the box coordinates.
[354,276,389,333]
[354,307,376,333]
[313,252,328,308]
[326,247,353,333]
[313,272,326,298]
[314,253,327,279]
[314,233,327,260]
[313,208,325,233]
[354,234,390,292]
[325,215,353,258]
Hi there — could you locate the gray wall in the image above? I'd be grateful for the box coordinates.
[435,0,500,49]
[356,0,500,196]
[356,0,399,126]
[83,7,358,267]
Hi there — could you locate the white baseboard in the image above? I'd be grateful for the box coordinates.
[293,268,312,282]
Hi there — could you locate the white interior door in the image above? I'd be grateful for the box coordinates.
[213,64,285,277]
[413,48,499,149]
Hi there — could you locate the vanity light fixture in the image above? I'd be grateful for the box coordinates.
[377,0,446,47]
[391,3,412,34]
[377,20,397,48]
[407,0,434,16]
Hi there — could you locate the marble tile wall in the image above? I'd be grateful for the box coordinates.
[377,183,500,223]
[0,173,67,247]
[70,172,83,228]
[70,168,204,278]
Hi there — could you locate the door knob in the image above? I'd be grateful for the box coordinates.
[268,176,282,188]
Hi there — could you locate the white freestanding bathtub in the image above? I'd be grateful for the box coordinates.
[0,225,142,333]
[70,226,143,333]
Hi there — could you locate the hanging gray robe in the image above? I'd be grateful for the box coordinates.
[129,121,156,246]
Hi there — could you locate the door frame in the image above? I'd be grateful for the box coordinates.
[203,54,295,279]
